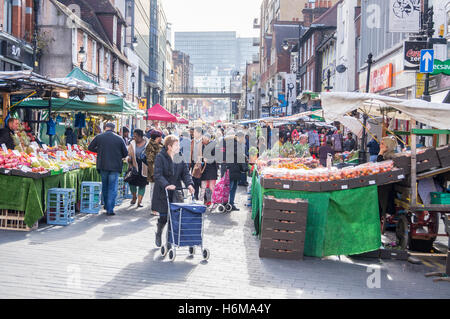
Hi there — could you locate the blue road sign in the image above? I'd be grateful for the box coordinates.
[420,49,434,73]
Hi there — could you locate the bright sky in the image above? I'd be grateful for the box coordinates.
[162,0,261,39]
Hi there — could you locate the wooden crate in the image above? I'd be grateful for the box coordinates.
[0,209,38,231]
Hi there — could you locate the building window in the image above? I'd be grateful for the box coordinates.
[92,41,97,74]
[99,47,104,79]
[3,0,13,34]
[447,5,450,35]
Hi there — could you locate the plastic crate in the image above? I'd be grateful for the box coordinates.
[430,192,450,205]
[115,177,124,206]
[47,188,76,226]
[0,209,38,231]
[123,183,133,199]
[80,182,102,214]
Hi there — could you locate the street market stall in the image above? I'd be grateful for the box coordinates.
[252,92,450,260]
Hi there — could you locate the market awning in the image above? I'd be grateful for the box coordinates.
[177,117,189,124]
[15,94,141,116]
[0,70,72,93]
[321,92,450,129]
[146,104,178,122]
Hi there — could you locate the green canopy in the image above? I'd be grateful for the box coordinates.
[66,67,99,85]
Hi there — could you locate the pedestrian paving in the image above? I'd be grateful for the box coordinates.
[0,186,449,299]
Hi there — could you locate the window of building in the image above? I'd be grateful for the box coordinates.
[447,4,450,35]
[99,47,104,79]
[72,28,78,65]
[311,36,314,58]
[92,41,97,74]
[3,0,13,34]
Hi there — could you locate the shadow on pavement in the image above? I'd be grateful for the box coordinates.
[94,249,197,298]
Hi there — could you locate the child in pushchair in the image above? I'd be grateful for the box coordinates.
[208,168,233,213]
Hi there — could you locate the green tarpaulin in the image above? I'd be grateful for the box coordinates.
[16,94,139,115]
[0,167,101,228]
[251,168,381,257]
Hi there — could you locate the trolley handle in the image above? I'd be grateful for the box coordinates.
[165,187,195,210]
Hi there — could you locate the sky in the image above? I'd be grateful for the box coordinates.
[162,0,261,39]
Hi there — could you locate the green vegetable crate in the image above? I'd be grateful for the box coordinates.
[430,192,450,205]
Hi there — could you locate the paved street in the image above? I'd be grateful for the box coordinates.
[0,186,449,299]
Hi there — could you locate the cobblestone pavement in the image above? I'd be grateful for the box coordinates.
[0,186,449,299]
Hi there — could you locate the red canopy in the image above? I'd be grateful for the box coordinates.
[146,104,178,122]
[177,117,189,124]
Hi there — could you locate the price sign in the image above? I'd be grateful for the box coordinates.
[54,141,58,147]
[341,185,349,190]
[73,145,79,151]
[283,184,290,189]
[1,144,8,153]
[90,154,96,161]
[68,144,72,151]
[369,180,376,185]
[42,144,48,150]
[21,166,32,173]
[12,150,20,157]
[56,151,61,162]
[81,151,86,156]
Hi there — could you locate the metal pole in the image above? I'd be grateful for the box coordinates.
[422,0,433,102]
[361,53,373,164]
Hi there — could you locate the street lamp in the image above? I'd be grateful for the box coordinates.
[230,71,240,121]
[78,46,86,70]
[282,40,290,51]
[132,37,138,49]
[131,72,136,103]
[324,69,333,92]
[268,87,274,116]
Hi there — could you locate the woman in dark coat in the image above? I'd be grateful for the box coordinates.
[152,135,195,248]
[199,133,218,206]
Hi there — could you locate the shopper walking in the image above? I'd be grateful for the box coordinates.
[88,122,128,216]
[190,127,203,200]
[127,129,149,207]
[224,131,247,211]
[152,135,195,247]
[145,130,163,215]
[199,133,218,206]
[343,133,357,152]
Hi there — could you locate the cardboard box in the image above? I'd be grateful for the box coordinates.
[263,197,308,212]
[417,148,437,163]
[261,178,292,190]
[289,180,322,192]
[260,228,305,241]
[262,218,305,232]
[259,247,303,260]
[262,208,308,222]
[320,179,351,192]
[260,237,305,251]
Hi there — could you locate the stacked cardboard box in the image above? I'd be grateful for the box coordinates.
[259,197,308,260]
[392,148,441,174]
[436,145,450,168]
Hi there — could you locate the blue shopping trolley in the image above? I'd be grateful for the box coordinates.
[161,189,210,262]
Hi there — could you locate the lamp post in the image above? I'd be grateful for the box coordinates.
[78,46,86,70]
[422,0,434,102]
[324,69,333,92]
[360,53,374,164]
[131,72,136,103]
[268,87,273,116]
[230,71,240,121]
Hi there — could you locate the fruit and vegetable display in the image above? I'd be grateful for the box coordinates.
[257,157,320,171]
[0,146,97,177]
[333,151,359,163]
[260,160,395,182]
[260,141,311,159]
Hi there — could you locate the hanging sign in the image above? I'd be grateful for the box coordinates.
[389,0,421,33]
[431,59,450,76]
[404,41,427,70]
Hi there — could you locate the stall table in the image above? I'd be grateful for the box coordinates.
[251,169,381,257]
[0,167,100,228]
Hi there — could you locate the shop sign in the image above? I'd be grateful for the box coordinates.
[403,41,427,70]
[370,64,393,93]
[431,59,450,76]
[139,98,147,110]
[416,73,425,98]
[1,40,32,65]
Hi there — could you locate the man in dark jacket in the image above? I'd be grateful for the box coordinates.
[367,136,380,162]
[88,123,128,216]
[0,118,19,150]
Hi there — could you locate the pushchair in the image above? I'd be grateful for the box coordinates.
[160,189,210,262]
[208,169,233,213]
